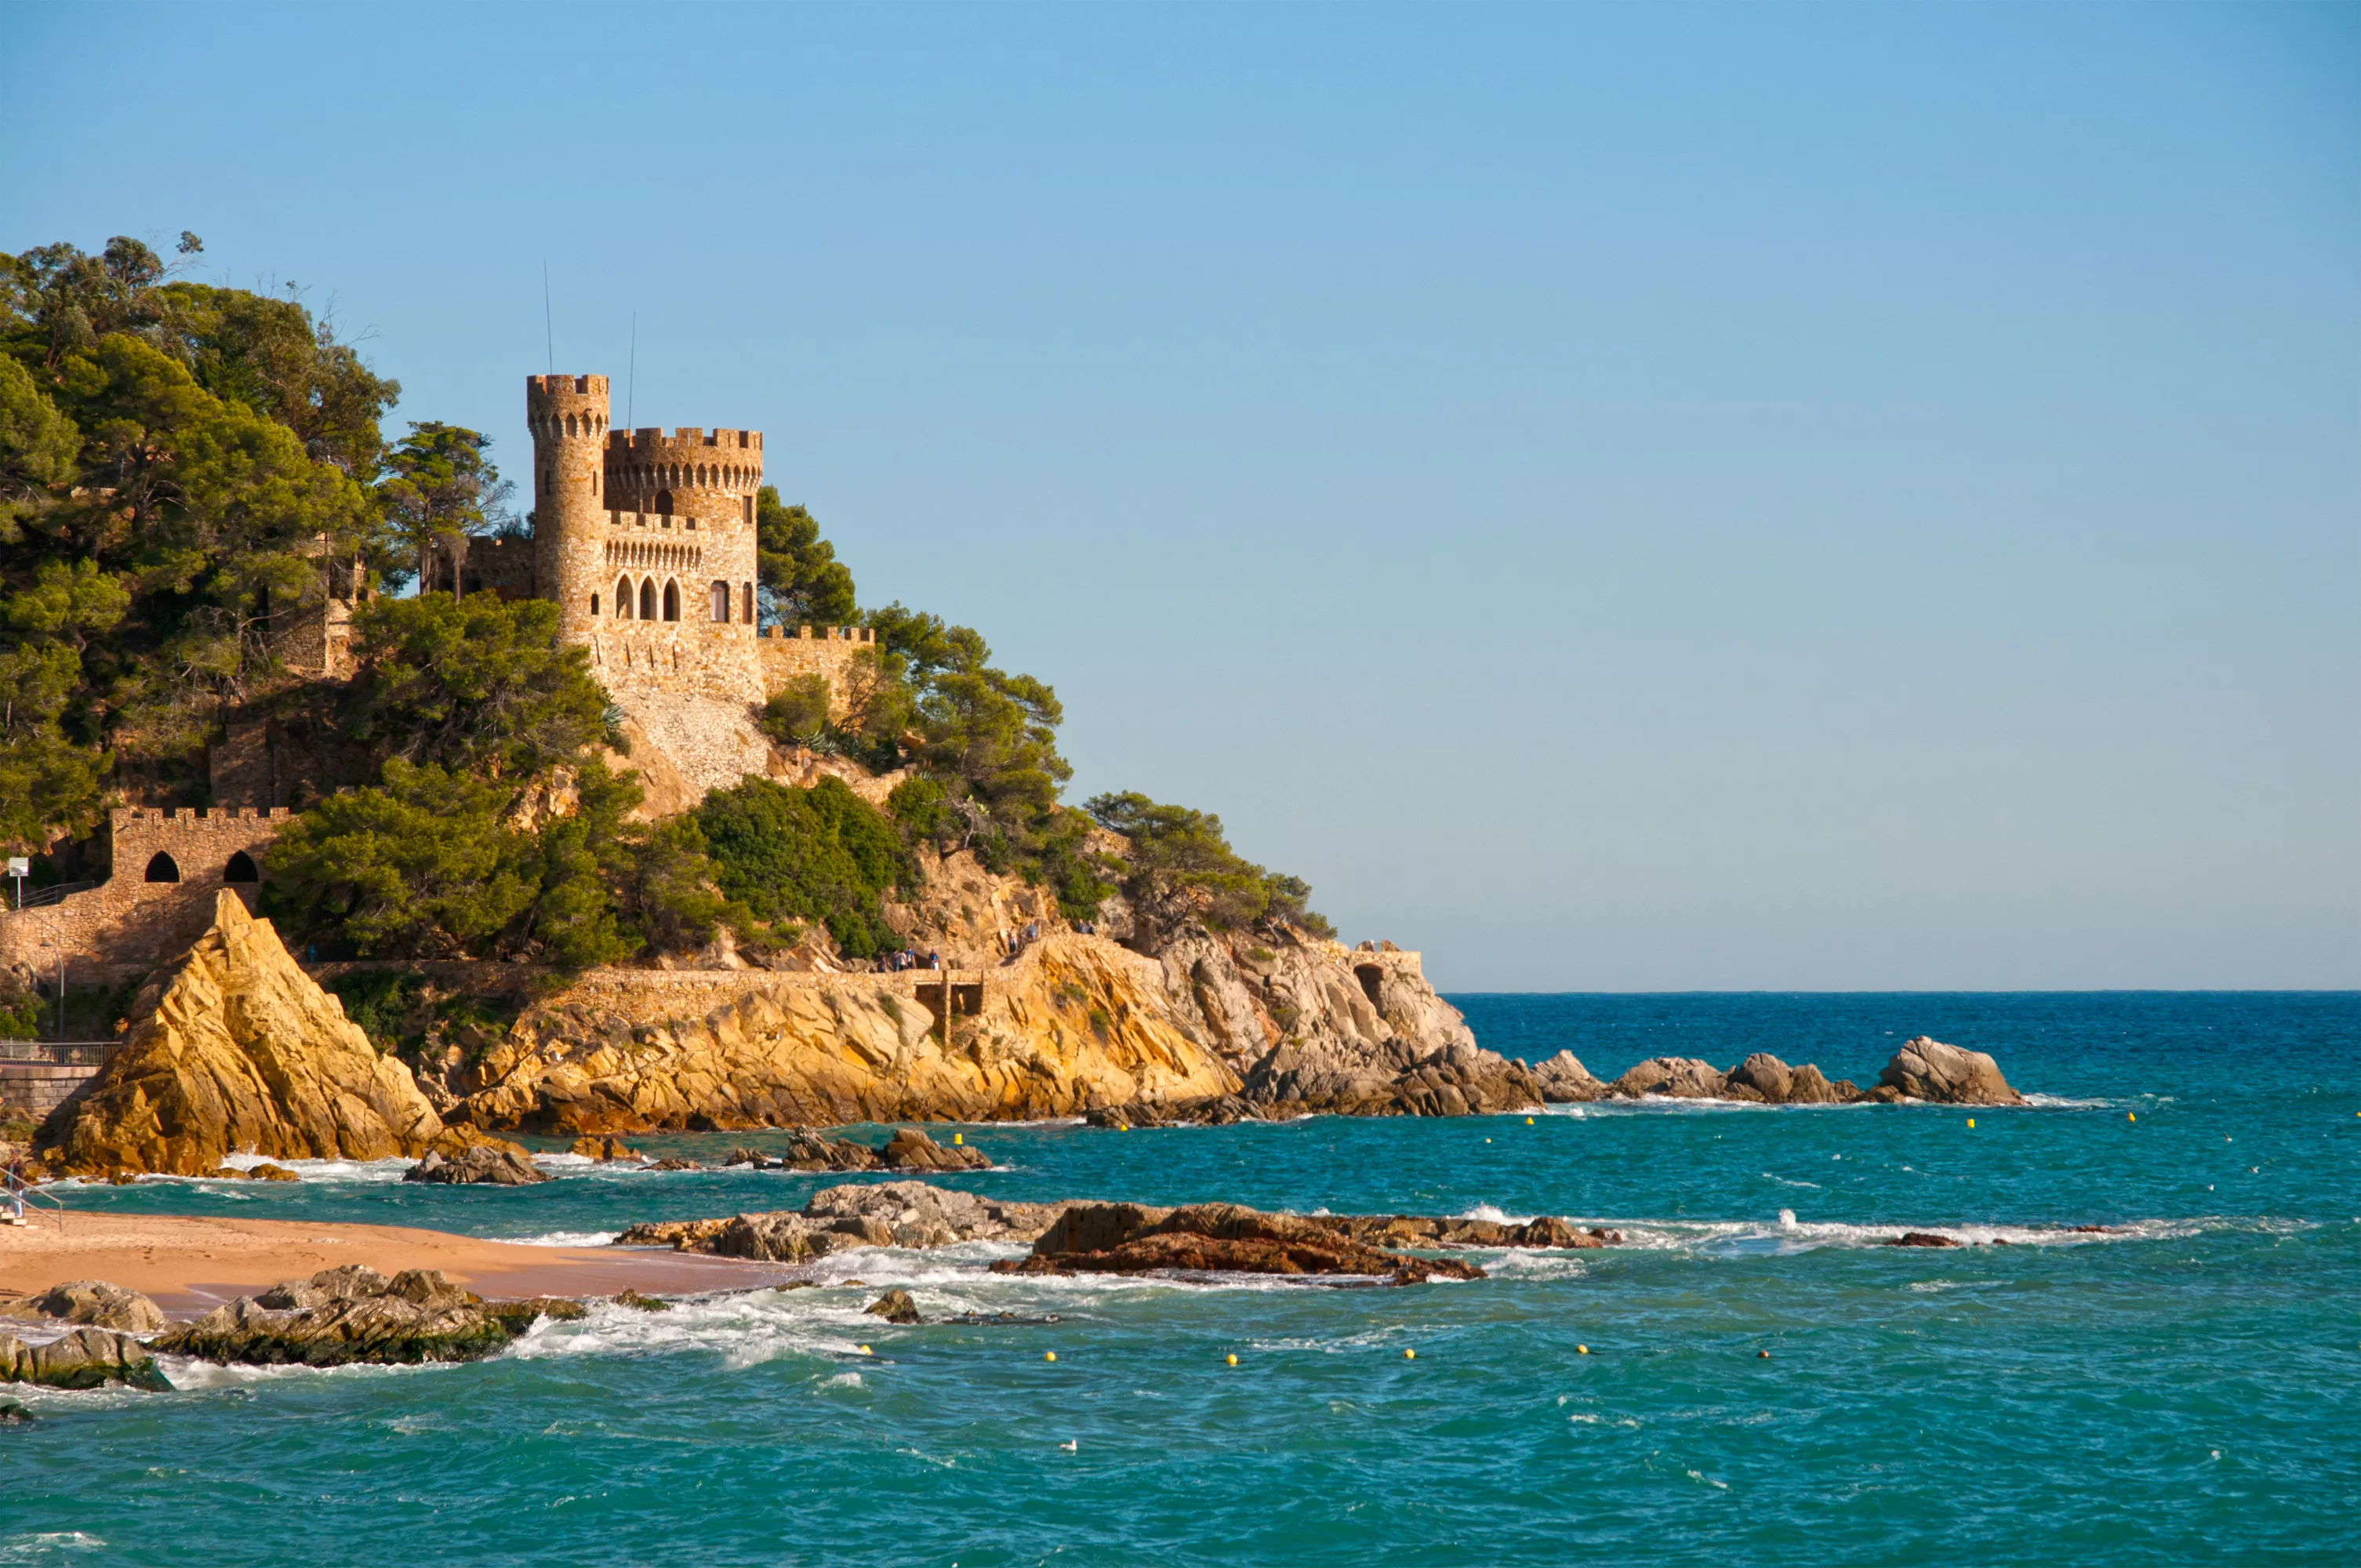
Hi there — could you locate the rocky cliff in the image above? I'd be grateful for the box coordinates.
[38,892,445,1176]
[1150,926,1542,1116]
[434,917,1537,1133]
[455,934,1240,1133]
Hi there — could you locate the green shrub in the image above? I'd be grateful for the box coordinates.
[696,775,915,960]
[757,676,832,747]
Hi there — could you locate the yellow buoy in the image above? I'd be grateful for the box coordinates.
[953,1133,964,1145]
[1485,1138,1492,1144]
[1226,1353,1238,1366]
[1526,1117,1535,1125]
[1404,1348,1416,1359]
[1577,1345,1589,1355]
[1044,1351,1057,1362]
[2128,1112,2136,1122]
[1967,1118,1975,1128]
[856,1345,871,1355]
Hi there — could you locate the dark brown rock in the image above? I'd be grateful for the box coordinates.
[1886,1232,1963,1248]
[863,1289,922,1324]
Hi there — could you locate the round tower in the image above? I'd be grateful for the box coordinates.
[525,373,612,646]
[600,423,765,677]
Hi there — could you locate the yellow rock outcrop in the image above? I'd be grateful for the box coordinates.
[39,891,445,1176]
[459,934,1239,1134]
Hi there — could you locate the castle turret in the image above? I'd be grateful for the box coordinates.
[526,373,612,645]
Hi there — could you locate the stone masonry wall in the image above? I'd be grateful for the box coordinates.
[0,807,287,985]
[757,626,875,720]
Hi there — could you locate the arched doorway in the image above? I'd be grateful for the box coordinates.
[144,851,180,883]
[223,851,259,883]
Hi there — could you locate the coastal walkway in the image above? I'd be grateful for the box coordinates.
[0,1041,120,1118]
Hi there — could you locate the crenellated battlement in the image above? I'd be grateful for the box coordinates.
[762,625,874,644]
[528,373,610,399]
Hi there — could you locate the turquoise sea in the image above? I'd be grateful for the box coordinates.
[7,992,2359,1566]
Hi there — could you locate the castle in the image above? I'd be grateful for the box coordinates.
[5,373,884,987]
[422,374,876,708]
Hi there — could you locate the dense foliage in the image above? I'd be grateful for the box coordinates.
[695,775,914,958]
[755,487,855,629]
[1085,792,1332,938]
[261,595,720,968]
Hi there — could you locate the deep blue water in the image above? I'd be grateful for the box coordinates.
[5,992,2358,1566]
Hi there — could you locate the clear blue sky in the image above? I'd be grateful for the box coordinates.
[5,2,2356,989]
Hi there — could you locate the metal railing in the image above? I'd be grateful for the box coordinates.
[3,1168,65,1230]
[4,880,96,911]
[0,1040,119,1066]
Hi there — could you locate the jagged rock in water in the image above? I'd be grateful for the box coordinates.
[37,891,444,1177]
[567,1135,643,1161]
[863,1289,922,1324]
[154,1266,513,1366]
[782,1134,877,1171]
[0,1327,172,1392]
[404,1145,549,1185]
[1780,1063,1858,1104]
[1531,1051,1606,1102]
[1607,1057,1727,1099]
[1886,1232,1963,1248]
[881,1127,987,1171]
[1724,1053,1794,1102]
[1158,930,1542,1117]
[1878,1037,2023,1105]
[0,1280,168,1334]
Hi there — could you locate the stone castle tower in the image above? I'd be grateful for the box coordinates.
[525,373,768,703]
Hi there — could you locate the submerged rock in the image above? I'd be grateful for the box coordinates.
[37,891,445,1177]
[1877,1038,2023,1105]
[0,1327,173,1392]
[1886,1232,1963,1248]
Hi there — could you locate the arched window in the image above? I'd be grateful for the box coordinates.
[654,489,673,515]
[565,414,578,437]
[743,583,755,623]
[616,577,634,619]
[711,581,731,622]
[662,579,680,622]
[223,851,259,884]
[640,579,657,621]
[144,851,180,883]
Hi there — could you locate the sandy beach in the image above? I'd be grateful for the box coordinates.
[0,1212,793,1314]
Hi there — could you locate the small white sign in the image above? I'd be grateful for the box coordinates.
[5,858,26,877]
